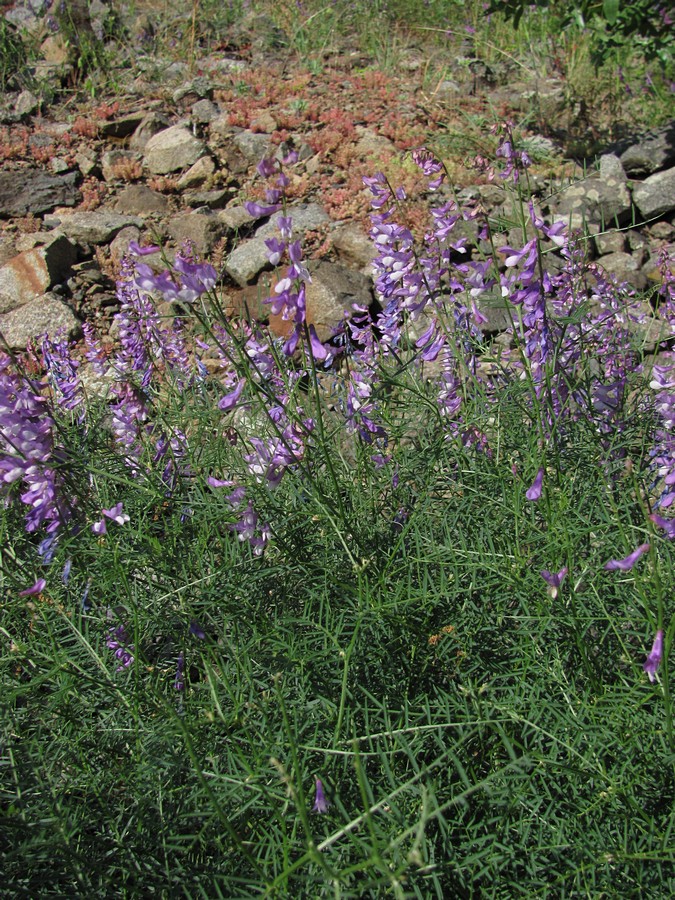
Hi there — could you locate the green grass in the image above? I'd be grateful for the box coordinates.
[2,305,675,894]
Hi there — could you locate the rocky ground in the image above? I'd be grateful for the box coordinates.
[0,1,674,365]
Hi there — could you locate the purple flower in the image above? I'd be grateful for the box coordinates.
[312,777,330,814]
[540,566,567,598]
[244,200,281,219]
[604,542,650,571]
[643,630,664,683]
[218,379,246,412]
[106,615,134,671]
[19,578,46,596]
[128,240,160,257]
[102,502,130,525]
[650,514,675,539]
[526,468,544,501]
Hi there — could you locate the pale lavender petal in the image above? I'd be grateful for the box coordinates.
[526,468,544,501]
[604,542,650,571]
[643,629,664,683]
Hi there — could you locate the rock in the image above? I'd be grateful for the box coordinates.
[129,112,170,152]
[114,184,170,216]
[0,236,17,267]
[434,80,461,98]
[14,90,40,118]
[257,203,330,238]
[619,121,675,176]
[633,166,675,220]
[191,99,219,124]
[232,131,273,164]
[224,238,271,286]
[596,252,648,291]
[110,226,142,266]
[99,111,148,139]
[332,223,377,271]
[268,261,372,342]
[176,155,217,190]
[168,209,227,257]
[75,151,99,177]
[549,164,632,228]
[183,189,231,209]
[353,126,396,159]
[521,134,562,159]
[0,236,78,314]
[0,293,81,349]
[101,150,143,182]
[250,110,277,134]
[0,169,81,217]
[595,229,626,256]
[40,34,70,65]
[54,211,143,244]
[172,77,213,104]
[143,124,207,175]
[217,206,256,232]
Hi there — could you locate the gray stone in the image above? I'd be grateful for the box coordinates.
[633,166,675,220]
[173,77,213,104]
[191,99,219,123]
[114,184,170,216]
[168,209,227,257]
[143,124,207,174]
[550,171,632,227]
[595,229,626,256]
[99,111,147,139]
[55,211,143,244]
[354,126,396,159]
[225,238,271,286]
[250,110,277,134]
[129,112,170,152]
[183,189,231,209]
[332,223,377,271]
[619,121,675,176]
[0,236,78,314]
[269,261,372,343]
[257,203,330,238]
[475,292,516,334]
[217,206,256,232]
[0,169,81,217]
[435,80,461,98]
[14,90,40,118]
[101,149,143,182]
[176,155,216,190]
[110,226,142,267]
[75,150,99,177]
[232,131,273,164]
[596,252,648,291]
[0,293,81,349]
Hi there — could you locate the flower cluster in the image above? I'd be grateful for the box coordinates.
[0,353,71,536]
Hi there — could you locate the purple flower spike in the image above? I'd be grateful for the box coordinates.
[643,630,664,683]
[540,567,568,599]
[19,578,46,596]
[312,777,330,814]
[604,542,650,571]
[526,468,544,501]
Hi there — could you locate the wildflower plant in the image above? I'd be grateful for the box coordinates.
[2,126,675,896]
